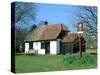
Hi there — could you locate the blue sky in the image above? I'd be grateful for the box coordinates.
[16,2,80,31]
[35,3,78,32]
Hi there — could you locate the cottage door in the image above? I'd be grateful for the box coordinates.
[45,42,50,54]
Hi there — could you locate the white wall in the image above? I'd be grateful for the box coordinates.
[25,42,45,54]
[33,42,45,54]
[25,41,60,55]
[33,42,41,50]
[38,49,45,54]
[25,43,29,53]
[50,41,57,54]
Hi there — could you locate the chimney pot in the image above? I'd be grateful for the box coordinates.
[44,21,48,25]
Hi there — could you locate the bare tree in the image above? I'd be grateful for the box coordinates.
[74,6,97,48]
[77,6,97,35]
[15,2,37,26]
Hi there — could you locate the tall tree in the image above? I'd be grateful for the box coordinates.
[11,2,37,52]
[29,24,37,32]
[16,26,29,52]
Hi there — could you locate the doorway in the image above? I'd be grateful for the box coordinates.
[45,42,50,54]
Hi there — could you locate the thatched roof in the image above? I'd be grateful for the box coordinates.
[24,24,68,42]
[61,32,78,42]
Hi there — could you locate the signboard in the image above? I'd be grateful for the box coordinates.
[77,21,83,32]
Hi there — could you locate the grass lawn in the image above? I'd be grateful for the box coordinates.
[15,51,97,73]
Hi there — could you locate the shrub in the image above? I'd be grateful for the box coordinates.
[62,54,79,64]
[63,55,73,64]
[80,54,96,64]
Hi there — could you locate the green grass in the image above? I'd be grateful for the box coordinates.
[63,53,97,64]
[15,52,97,73]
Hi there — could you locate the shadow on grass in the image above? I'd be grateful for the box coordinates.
[16,53,37,56]
[89,53,97,55]
[16,53,24,55]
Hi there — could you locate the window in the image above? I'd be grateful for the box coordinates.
[41,42,45,49]
[29,42,33,49]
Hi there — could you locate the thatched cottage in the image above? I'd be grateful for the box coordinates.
[24,22,85,54]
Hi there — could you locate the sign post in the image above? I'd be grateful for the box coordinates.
[77,21,83,58]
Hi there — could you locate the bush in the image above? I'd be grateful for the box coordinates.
[80,54,96,64]
[63,55,74,64]
[63,54,79,64]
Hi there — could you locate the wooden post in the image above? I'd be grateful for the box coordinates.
[77,21,83,58]
[79,34,82,57]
